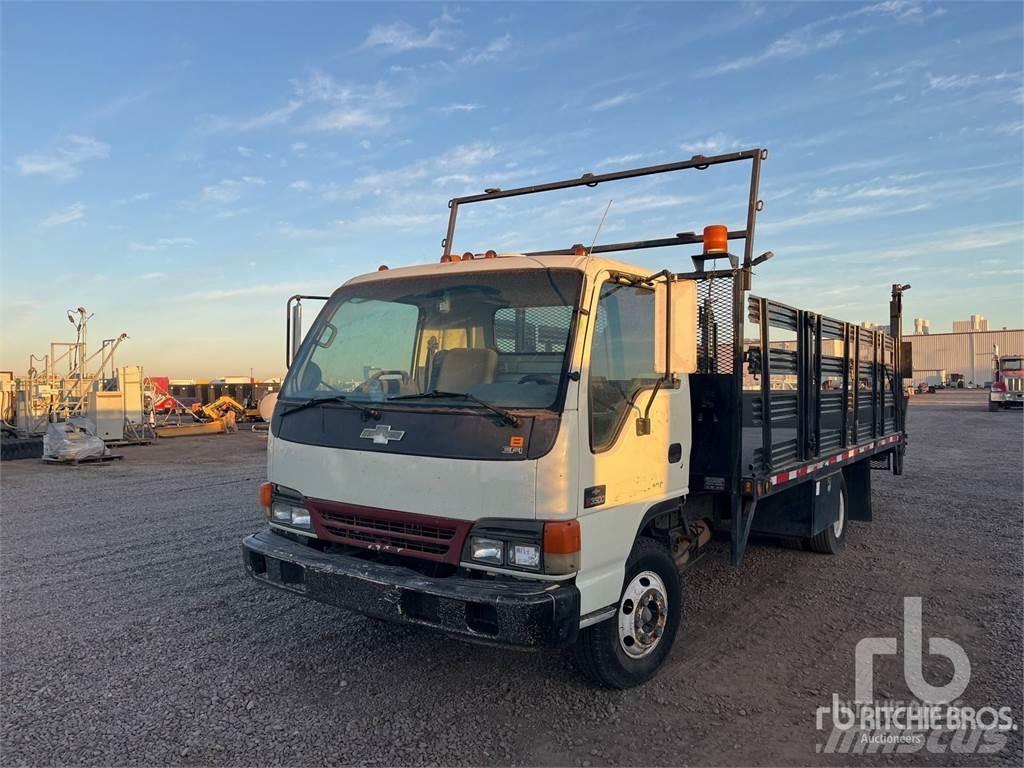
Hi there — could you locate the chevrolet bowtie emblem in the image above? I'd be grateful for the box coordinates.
[359,424,406,445]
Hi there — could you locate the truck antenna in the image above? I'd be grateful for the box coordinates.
[586,200,613,266]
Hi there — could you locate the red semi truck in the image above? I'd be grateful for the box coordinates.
[989,350,1024,411]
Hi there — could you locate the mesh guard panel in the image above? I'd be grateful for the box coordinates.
[694,273,736,374]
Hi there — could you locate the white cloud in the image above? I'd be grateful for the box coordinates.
[289,180,311,191]
[290,142,308,154]
[41,202,86,228]
[307,107,389,131]
[214,207,254,220]
[354,212,435,229]
[703,29,845,75]
[295,72,397,133]
[237,145,254,157]
[182,283,308,302]
[434,174,474,186]
[439,103,481,114]
[589,93,632,112]
[810,182,921,202]
[596,153,646,168]
[200,177,266,204]
[201,180,244,204]
[459,34,511,65]
[363,11,457,52]
[139,272,166,280]
[995,121,1024,136]
[198,100,303,133]
[112,191,151,206]
[437,142,499,170]
[277,220,346,239]
[926,71,1017,91]
[17,136,109,182]
[680,133,743,154]
[699,1,941,77]
[129,237,195,251]
[866,78,905,92]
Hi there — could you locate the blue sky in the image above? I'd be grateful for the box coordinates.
[2,1,1022,379]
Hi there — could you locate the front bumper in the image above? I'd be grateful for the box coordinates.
[242,529,579,648]
[991,391,1024,407]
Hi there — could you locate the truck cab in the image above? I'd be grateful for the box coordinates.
[990,355,1024,410]
[247,251,699,686]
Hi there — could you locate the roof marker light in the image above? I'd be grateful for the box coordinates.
[703,224,729,254]
[378,265,389,271]
[484,249,497,259]
[461,251,474,261]
[440,254,456,263]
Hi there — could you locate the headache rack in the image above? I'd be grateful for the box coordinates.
[441,148,910,565]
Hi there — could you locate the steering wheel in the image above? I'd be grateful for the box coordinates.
[518,374,556,385]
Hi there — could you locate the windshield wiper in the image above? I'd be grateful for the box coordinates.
[388,390,519,426]
[280,394,381,420]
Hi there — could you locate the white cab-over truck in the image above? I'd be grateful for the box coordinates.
[242,149,910,687]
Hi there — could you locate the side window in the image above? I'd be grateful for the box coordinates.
[494,306,573,353]
[589,282,660,451]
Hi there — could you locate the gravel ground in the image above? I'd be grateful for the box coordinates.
[1,391,1021,767]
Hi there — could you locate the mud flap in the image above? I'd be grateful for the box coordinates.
[730,497,757,566]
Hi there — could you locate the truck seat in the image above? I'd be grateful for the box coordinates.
[434,348,498,392]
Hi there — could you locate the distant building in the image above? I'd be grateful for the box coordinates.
[952,315,989,333]
[907,327,1023,386]
[913,318,930,335]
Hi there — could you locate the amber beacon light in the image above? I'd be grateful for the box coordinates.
[702,224,729,254]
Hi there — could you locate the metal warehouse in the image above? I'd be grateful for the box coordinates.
[907,329,1024,386]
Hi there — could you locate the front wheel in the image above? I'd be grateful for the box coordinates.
[988,400,1001,412]
[574,537,681,689]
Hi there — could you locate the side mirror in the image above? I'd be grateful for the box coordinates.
[654,280,697,376]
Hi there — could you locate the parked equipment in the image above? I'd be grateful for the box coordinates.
[241,148,910,688]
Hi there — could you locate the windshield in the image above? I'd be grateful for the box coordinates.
[283,268,582,410]
[1001,358,1023,371]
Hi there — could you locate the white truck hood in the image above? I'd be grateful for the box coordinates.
[268,435,538,521]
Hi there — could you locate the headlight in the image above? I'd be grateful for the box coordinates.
[463,521,554,573]
[508,542,541,570]
[469,536,504,565]
[271,501,311,529]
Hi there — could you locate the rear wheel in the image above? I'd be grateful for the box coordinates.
[574,537,681,689]
[808,476,848,554]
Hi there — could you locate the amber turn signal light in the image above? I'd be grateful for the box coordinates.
[259,482,273,508]
[543,520,580,575]
[543,520,581,554]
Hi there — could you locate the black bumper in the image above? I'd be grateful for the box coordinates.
[241,529,580,648]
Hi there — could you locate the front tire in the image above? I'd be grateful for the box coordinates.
[574,537,681,689]
[988,400,1001,412]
